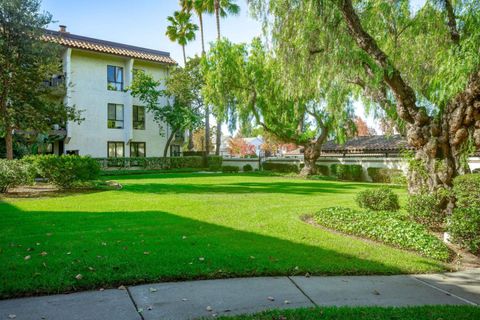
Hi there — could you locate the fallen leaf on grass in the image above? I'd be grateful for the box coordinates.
[88,267,95,272]
[24,255,31,260]
[75,274,83,280]
[198,257,205,261]
[40,251,47,256]
[143,251,150,255]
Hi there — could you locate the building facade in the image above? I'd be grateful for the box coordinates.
[42,26,180,158]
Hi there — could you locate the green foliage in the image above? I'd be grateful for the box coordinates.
[96,156,205,170]
[207,155,223,171]
[367,167,405,183]
[315,207,451,261]
[243,164,253,172]
[262,162,299,173]
[453,174,480,209]
[316,164,329,176]
[221,165,240,173]
[355,187,400,211]
[406,192,446,230]
[165,10,198,63]
[330,164,363,181]
[448,208,480,254]
[0,159,34,193]
[24,155,100,188]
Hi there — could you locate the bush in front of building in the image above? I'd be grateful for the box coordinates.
[453,173,480,209]
[24,155,100,188]
[207,155,223,171]
[316,164,329,176]
[355,187,400,211]
[448,207,480,254]
[406,191,447,230]
[367,167,405,184]
[0,159,35,193]
[221,165,240,173]
[243,164,253,172]
[330,164,363,181]
[262,162,299,173]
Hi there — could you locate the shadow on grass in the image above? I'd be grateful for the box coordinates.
[0,201,443,298]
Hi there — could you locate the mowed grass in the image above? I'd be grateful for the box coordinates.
[0,173,447,298]
[216,306,480,320]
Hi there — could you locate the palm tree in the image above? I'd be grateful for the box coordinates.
[180,0,212,152]
[207,0,240,155]
[165,11,198,65]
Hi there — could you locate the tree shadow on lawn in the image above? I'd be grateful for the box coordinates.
[0,201,442,298]
[121,180,383,196]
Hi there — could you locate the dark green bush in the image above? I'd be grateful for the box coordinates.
[316,164,329,176]
[221,165,239,173]
[315,207,451,261]
[207,155,223,171]
[25,155,100,188]
[448,207,480,254]
[330,164,363,181]
[262,162,299,173]
[367,167,405,184]
[406,192,446,230]
[0,159,34,193]
[243,164,253,172]
[453,173,480,209]
[355,187,400,211]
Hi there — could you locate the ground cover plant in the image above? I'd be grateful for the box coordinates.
[314,207,451,261]
[0,173,446,298]
[217,306,480,320]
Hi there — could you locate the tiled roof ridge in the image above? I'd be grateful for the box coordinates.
[43,29,177,65]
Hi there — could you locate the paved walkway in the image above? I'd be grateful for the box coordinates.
[1,269,479,320]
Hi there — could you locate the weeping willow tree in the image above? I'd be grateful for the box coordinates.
[202,38,354,175]
[249,0,480,211]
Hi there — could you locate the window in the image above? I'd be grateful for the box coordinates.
[133,106,145,130]
[108,142,124,158]
[170,144,181,157]
[130,142,146,157]
[107,65,123,91]
[108,104,124,129]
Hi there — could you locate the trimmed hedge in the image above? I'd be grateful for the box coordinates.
[24,155,100,188]
[95,156,222,171]
[0,159,34,193]
[207,155,223,171]
[330,164,363,181]
[221,165,240,173]
[406,191,446,230]
[448,207,480,254]
[453,173,480,209]
[316,164,329,176]
[355,187,400,211]
[262,162,299,173]
[367,167,405,184]
[243,164,253,172]
[315,207,451,261]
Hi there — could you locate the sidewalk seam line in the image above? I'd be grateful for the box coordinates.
[287,276,318,307]
[412,277,478,306]
[126,287,145,320]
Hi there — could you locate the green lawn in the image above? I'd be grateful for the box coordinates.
[0,173,447,298]
[216,306,480,320]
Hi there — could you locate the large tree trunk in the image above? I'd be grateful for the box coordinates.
[205,106,210,153]
[5,125,13,160]
[163,128,178,158]
[215,119,221,155]
[188,129,194,151]
[300,142,321,176]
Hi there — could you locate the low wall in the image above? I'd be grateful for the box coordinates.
[222,158,261,171]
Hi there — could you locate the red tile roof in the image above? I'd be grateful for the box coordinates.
[43,30,177,65]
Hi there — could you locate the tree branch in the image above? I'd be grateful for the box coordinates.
[444,0,460,44]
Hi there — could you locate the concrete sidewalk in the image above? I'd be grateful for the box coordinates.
[1,269,479,320]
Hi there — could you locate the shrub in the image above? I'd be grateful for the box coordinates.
[367,167,405,184]
[25,155,100,188]
[316,164,329,176]
[243,164,253,172]
[448,207,480,254]
[330,164,363,181]
[453,174,480,209]
[262,162,299,173]
[221,165,239,173]
[0,159,34,193]
[355,187,400,211]
[207,155,223,171]
[315,207,451,261]
[406,192,446,230]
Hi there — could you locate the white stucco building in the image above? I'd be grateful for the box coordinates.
[41,26,180,158]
